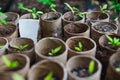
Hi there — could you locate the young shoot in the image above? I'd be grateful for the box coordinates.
[2,56,19,68]
[12,73,25,80]
[100,4,109,13]
[18,3,43,19]
[74,42,82,51]
[48,46,62,56]
[76,12,88,19]
[105,34,120,47]
[44,72,53,80]
[88,60,95,74]
[13,44,29,51]
[0,45,4,49]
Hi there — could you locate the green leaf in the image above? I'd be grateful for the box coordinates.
[37,0,55,5]
[2,56,11,67]
[18,3,24,10]
[0,45,4,49]
[105,35,113,42]
[13,44,29,51]
[88,60,95,74]
[37,11,43,14]
[12,73,25,80]
[44,72,53,80]
[50,4,57,12]
[74,47,81,51]
[116,67,120,72]
[78,42,82,49]
[64,3,75,14]
[11,61,19,68]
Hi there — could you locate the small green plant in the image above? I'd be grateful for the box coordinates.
[2,56,19,68]
[48,46,62,56]
[44,72,53,80]
[105,34,120,47]
[12,73,25,80]
[100,4,109,13]
[88,60,95,74]
[18,3,43,19]
[116,67,120,72]
[74,42,82,51]
[13,44,29,51]
[0,45,4,49]
[0,8,8,25]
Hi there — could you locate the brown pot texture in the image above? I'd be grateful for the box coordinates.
[35,37,68,64]
[64,23,90,40]
[8,37,35,65]
[91,22,118,45]
[106,52,120,80]
[66,55,102,80]
[86,11,110,25]
[62,11,85,27]
[0,54,30,77]
[0,73,13,80]
[116,17,120,35]
[5,12,19,26]
[0,23,18,42]
[40,12,62,39]
[28,60,67,80]
[0,37,8,55]
[66,36,96,59]
[20,13,33,19]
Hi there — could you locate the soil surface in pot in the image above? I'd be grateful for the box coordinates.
[0,24,16,37]
[71,67,91,77]
[93,23,116,32]
[104,43,120,51]
[45,52,61,57]
[9,46,30,52]
[45,17,58,20]
[65,15,82,21]
[6,14,17,22]
[113,61,120,73]
[39,74,60,80]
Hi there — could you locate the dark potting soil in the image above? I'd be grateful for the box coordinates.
[71,67,91,77]
[39,75,60,80]
[65,16,82,21]
[113,61,120,72]
[93,23,116,32]
[0,25,16,37]
[45,17,58,20]
[104,43,120,51]
[45,52,61,57]
[6,14,17,22]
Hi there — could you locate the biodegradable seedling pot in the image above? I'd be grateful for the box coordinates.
[86,11,110,25]
[91,22,118,45]
[28,60,67,80]
[62,11,85,27]
[0,23,18,42]
[5,12,19,26]
[66,36,96,59]
[19,13,40,44]
[8,37,35,65]
[64,23,90,39]
[40,12,62,39]
[106,52,120,80]
[66,55,102,80]
[35,37,68,64]
[0,37,8,55]
[0,54,30,77]
[116,17,120,35]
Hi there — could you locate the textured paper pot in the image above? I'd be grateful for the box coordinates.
[35,37,68,64]
[8,37,35,65]
[116,17,120,35]
[0,73,12,80]
[66,36,96,59]
[5,12,19,26]
[19,13,39,44]
[106,52,120,80]
[86,11,109,25]
[40,12,62,39]
[66,55,102,80]
[0,54,30,77]
[0,37,8,55]
[64,23,90,39]
[62,11,85,27]
[28,60,67,80]
[91,22,118,45]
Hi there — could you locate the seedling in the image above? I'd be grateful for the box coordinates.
[18,3,43,19]
[100,4,109,13]
[0,45,4,49]
[44,72,53,80]
[48,46,62,56]
[88,60,95,74]
[74,42,82,51]
[105,35,120,47]
[116,67,120,72]
[0,8,8,25]
[76,12,88,19]
[2,55,19,68]
[13,44,29,51]
[12,73,25,80]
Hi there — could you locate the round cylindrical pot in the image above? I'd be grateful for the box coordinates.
[28,60,67,80]
[91,22,118,45]
[116,17,120,35]
[62,11,85,27]
[106,52,120,80]
[66,36,96,59]
[66,55,102,80]
[35,37,68,64]
[86,11,110,25]
[64,23,90,39]
[5,12,19,26]
[8,37,35,65]
[40,12,62,39]
[19,13,40,44]
[0,54,30,77]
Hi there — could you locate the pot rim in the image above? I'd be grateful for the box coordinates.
[0,37,8,50]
